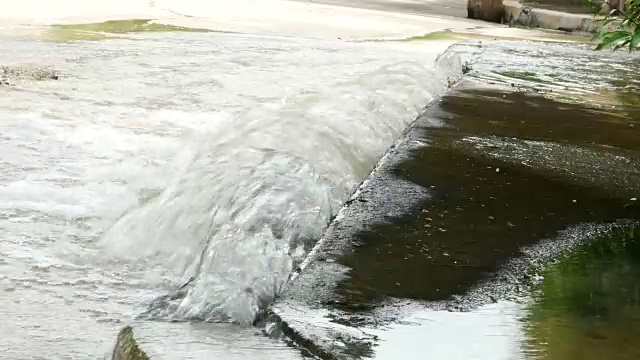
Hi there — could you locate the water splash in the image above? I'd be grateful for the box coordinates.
[80,35,464,324]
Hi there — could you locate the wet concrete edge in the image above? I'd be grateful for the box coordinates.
[110,39,639,358]
[262,224,638,359]
[261,77,640,358]
[104,38,467,360]
[255,78,471,359]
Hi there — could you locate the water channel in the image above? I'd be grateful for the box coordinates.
[1,24,639,360]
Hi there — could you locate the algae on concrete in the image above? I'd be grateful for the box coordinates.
[391,29,592,45]
[404,31,470,41]
[53,19,210,34]
[44,19,209,41]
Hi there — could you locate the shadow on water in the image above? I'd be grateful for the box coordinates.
[335,88,640,309]
[524,226,640,360]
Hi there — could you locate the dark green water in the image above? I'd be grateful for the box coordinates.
[525,226,640,360]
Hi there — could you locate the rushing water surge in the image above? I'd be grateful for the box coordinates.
[0,31,460,358]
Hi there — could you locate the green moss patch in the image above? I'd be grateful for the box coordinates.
[44,19,209,41]
[378,29,593,44]
[403,31,469,41]
[112,326,150,360]
[53,19,209,34]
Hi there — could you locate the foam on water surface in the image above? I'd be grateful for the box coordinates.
[0,31,460,358]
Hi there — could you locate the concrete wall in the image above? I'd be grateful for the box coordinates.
[467,0,504,23]
[467,0,609,33]
[503,0,601,32]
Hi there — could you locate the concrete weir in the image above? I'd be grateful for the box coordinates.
[8,1,635,359]
[108,39,639,359]
[109,69,640,355]
[261,43,640,358]
[1,2,513,359]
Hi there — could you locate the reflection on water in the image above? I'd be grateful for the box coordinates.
[368,302,524,360]
[525,226,640,360]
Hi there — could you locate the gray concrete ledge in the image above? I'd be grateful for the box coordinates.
[503,0,601,32]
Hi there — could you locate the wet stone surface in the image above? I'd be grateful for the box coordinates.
[337,87,640,307]
[271,76,640,358]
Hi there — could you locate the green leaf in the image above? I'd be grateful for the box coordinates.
[631,26,640,50]
[602,18,618,25]
[595,0,640,52]
[595,30,633,50]
[583,0,604,12]
[613,39,631,50]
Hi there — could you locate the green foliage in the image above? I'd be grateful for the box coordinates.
[591,0,640,51]
[583,0,604,13]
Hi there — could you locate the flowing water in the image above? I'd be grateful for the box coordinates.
[3,22,640,360]
[0,30,460,358]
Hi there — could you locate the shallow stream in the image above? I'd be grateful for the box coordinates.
[1,26,640,360]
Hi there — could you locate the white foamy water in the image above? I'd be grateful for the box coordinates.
[0,31,460,358]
